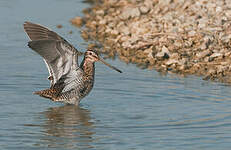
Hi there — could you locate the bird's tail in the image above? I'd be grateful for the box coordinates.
[33,89,55,99]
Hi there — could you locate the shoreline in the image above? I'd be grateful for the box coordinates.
[71,0,231,83]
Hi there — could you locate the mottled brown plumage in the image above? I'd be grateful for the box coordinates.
[24,21,122,105]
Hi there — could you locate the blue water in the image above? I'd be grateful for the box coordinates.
[1,0,231,149]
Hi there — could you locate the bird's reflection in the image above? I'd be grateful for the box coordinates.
[40,105,95,149]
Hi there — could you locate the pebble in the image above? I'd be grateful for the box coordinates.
[70,16,83,27]
[161,46,170,56]
[196,50,211,59]
[188,30,196,36]
[165,59,178,66]
[96,10,105,16]
[77,0,231,83]
[156,51,169,60]
[139,5,150,14]
[56,24,63,28]
[210,53,222,59]
[120,7,140,20]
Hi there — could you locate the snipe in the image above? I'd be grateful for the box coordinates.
[24,22,122,105]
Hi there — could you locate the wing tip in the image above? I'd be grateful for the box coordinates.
[23,21,32,28]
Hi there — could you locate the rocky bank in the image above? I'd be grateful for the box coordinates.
[71,0,231,83]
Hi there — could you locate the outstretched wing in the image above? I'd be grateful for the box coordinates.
[24,21,80,86]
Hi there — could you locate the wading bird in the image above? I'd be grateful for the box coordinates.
[24,22,122,105]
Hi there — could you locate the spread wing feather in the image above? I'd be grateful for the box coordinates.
[24,21,80,86]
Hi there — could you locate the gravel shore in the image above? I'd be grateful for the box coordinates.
[71,0,231,83]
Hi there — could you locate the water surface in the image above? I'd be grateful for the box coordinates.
[1,0,231,150]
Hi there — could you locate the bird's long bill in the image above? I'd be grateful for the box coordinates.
[99,58,122,73]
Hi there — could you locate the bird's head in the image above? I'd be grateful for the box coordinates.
[85,49,100,62]
[84,49,122,73]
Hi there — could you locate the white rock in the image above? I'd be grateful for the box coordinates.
[111,30,119,35]
[162,46,170,55]
[120,7,140,20]
[96,10,105,16]
[196,50,211,59]
[171,53,180,59]
[188,30,196,36]
[210,53,222,59]
[156,51,167,59]
[155,46,170,60]
[225,10,231,17]
[139,5,150,14]
[216,6,222,13]
[144,0,153,7]
[122,41,131,48]
[99,19,106,25]
[165,59,178,65]
[130,7,141,18]
[144,48,153,58]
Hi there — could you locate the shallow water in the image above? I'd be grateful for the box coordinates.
[1,0,231,150]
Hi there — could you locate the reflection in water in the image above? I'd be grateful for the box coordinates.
[40,105,95,149]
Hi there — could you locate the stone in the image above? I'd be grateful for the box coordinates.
[120,26,130,35]
[165,59,178,66]
[81,31,89,40]
[225,10,231,17]
[69,30,73,34]
[188,30,196,36]
[155,46,170,60]
[122,41,131,48]
[99,19,106,25]
[196,50,211,59]
[179,58,188,65]
[161,46,170,56]
[96,10,105,16]
[144,0,153,8]
[210,53,222,59]
[200,42,207,50]
[70,17,83,27]
[139,5,150,14]
[174,41,182,47]
[120,7,140,20]
[56,24,63,28]
[144,48,153,58]
[111,30,119,35]
[217,66,226,74]
[156,53,168,60]
[130,8,141,18]
[170,53,180,59]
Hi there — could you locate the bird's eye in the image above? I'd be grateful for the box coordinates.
[89,52,92,55]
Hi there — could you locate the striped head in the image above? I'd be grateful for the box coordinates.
[84,49,122,73]
[84,49,100,63]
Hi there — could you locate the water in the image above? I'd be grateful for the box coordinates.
[1,0,231,149]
